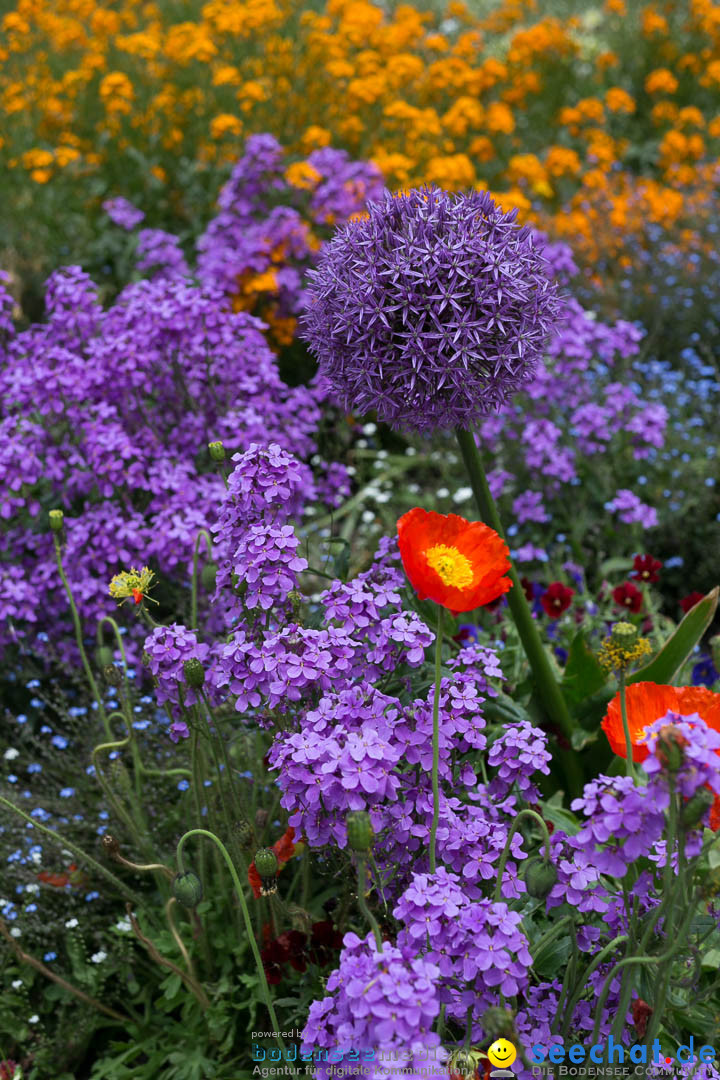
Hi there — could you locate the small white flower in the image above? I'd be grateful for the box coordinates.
[361,422,377,435]
[3,747,19,760]
[115,916,132,932]
[436,487,449,498]
[405,447,417,457]
[361,510,376,524]
[10,927,22,938]
[375,492,391,504]
[11,979,22,989]
[30,852,42,866]
[64,917,79,929]
[345,465,357,476]
[452,487,473,504]
[28,1014,39,1023]
[90,950,107,963]
[24,883,39,895]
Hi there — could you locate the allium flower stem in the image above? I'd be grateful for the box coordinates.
[455,427,582,796]
[493,809,551,903]
[52,535,109,737]
[617,672,636,780]
[429,605,445,873]
[356,856,383,951]
[176,828,285,1051]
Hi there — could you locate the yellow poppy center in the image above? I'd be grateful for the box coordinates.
[425,544,474,590]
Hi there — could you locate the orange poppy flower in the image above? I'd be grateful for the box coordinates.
[397,509,512,615]
[602,682,720,762]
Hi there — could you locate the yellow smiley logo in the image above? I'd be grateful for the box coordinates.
[487,1039,517,1069]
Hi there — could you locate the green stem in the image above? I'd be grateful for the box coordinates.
[454,428,582,797]
[429,605,444,874]
[176,828,284,1052]
[617,671,636,780]
[53,535,108,736]
[0,795,144,908]
[558,935,628,1037]
[493,809,552,902]
[191,530,213,629]
[356,856,383,950]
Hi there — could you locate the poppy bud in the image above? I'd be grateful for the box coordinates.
[183,658,205,689]
[254,848,279,879]
[208,441,225,462]
[201,563,217,591]
[346,810,373,853]
[172,870,203,908]
[448,1047,483,1080]
[656,725,688,773]
[233,820,255,850]
[49,509,64,532]
[610,621,638,649]
[95,645,113,668]
[523,856,558,899]
[680,786,714,828]
[103,663,123,687]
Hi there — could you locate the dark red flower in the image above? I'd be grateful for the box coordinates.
[0,1062,17,1080]
[520,576,534,602]
[308,920,343,966]
[680,591,705,615]
[612,582,643,613]
[540,582,574,618]
[632,998,652,1038]
[630,554,662,584]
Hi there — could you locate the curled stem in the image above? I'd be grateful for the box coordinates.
[176,828,284,1051]
[493,809,552,902]
[191,529,213,629]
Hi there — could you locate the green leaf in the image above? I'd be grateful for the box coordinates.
[627,587,719,686]
[541,801,580,836]
[561,631,608,709]
[533,936,571,979]
[599,556,634,577]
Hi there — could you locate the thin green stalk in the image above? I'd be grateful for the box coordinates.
[454,428,582,797]
[356,856,383,950]
[191,529,213,629]
[176,828,285,1052]
[617,671,636,780]
[53,534,109,736]
[462,1004,474,1051]
[558,934,628,1037]
[429,605,444,873]
[493,809,552,902]
[96,616,144,800]
[0,795,144,908]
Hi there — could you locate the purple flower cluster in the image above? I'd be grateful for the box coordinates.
[605,488,659,529]
[225,523,308,611]
[301,185,562,433]
[102,196,145,230]
[395,869,532,1024]
[301,931,444,1079]
[488,720,552,801]
[642,711,720,798]
[571,775,666,876]
[143,624,212,740]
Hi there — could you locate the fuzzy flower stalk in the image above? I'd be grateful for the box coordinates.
[302,185,578,789]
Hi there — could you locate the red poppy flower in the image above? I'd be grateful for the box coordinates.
[540,582,574,618]
[612,582,643,613]
[248,826,300,899]
[396,509,512,615]
[630,554,662,584]
[602,682,720,763]
[680,591,705,615]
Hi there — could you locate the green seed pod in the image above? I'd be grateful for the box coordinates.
[183,657,205,689]
[201,562,217,591]
[233,820,255,850]
[49,509,64,532]
[172,870,203,908]
[95,645,113,669]
[680,786,714,828]
[254,848,279,879]
[610,621,638,649]
[346,810,373,853]
[103,663,123,687]
[447,1048,484,1080]
[208,441,225,462]
[481,1005,516,1041]
[523,856,558,899]
[656,726,687,773]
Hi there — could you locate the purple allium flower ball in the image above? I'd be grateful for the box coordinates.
[300,185,562,434]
